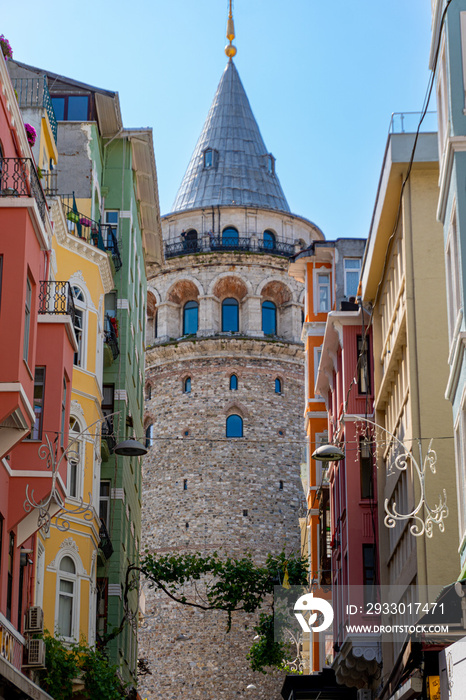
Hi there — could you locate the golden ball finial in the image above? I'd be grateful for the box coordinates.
[225,43,237,58]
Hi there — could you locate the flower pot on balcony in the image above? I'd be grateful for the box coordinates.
[79,217,91,227]
[66,211,79,224]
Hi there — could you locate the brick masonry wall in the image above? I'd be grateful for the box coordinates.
[139,339,305,700]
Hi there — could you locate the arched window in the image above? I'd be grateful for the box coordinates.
[230,374,238,390]
[57,556,76,639]
[226,414,243,438]
[145,424,153,448]
[183,301,198,335]
[67,416,83,499]
[222,298,239,332]
[263,230,276,250]
[275,378,282,394]
[222,227,239,245]
[262,300,277,335]
[72,286,85,366]
[184,377,191,393]
[186,229,198,242]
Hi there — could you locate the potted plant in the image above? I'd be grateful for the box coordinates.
[66,211,80,224]
[25,123,36,147]
[0,35,12,61]
[79,217,92,227]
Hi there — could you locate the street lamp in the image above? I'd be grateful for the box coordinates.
[114,439,148,456]
[311,444,345,462]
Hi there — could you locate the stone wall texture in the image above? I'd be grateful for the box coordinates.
[139,207,315,700]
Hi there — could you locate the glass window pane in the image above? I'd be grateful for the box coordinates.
[262,301,277,335]
[183,301,198,335]
[230,375,238,390]
[222,227,239,242]
[59,556,76,573]
[58,593,73,637]
[226,414,243,438]
[222,298,239,332]
[275,378,281,393]
[67,95,89,121]
[51,97,65,120]
[263,230,275,249]
[184,377,191,393]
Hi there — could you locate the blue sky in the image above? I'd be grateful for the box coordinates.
[3,0,433,239]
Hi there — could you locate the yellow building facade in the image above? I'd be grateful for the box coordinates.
[34,197,114,645]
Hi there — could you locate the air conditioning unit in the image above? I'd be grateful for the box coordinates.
[27,639,46,667]
[357,691,372,700]
[24,606,44,633]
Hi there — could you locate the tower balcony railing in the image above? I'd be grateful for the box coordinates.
[13,76,58,144]
[0,157,48,225]
[164,233,296,259]
[60,201,122,271]
[38,280,76,327]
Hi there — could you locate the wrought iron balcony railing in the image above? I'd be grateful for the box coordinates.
[13,76,58,143]
[0,158,48,225]
[42,170,58,197]
[61,201,122,271]
[99,519,114,560]
[104,314,119,359]
[164,233,295,259]
[38,281,76,327]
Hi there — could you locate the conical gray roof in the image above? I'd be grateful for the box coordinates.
[171,60,290,213]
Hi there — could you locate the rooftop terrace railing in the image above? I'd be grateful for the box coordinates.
[389,111,437,135]
[13,76,58,144]
[0,157,48,225]
[165,233,296,259]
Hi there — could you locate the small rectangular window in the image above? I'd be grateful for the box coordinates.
[99,481,111,528]
[51,96,65,120]
[357,336,371,395]
[360,438,373,499]
[23,277,32,362]
[67,95,89,120]
[317,273,330,313]
[61,376,67,448]
[363,543,377,605]
[30,367,46,440]
[204,150,213,168]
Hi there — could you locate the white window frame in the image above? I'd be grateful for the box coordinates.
[343,258,361,298]
[67,416,84,500]
[315,271,331,314]
[55,553,80,642]
[314,346,323,398]
[445,205,462,343]
[72,286,87,369]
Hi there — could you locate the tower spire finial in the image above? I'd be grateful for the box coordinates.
[225,0,237,60]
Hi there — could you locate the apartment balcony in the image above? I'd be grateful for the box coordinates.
[101,415,116,461]
[0,157,48,225]
[13,76,58,144]
[164,233,296,259]
[61,201,122,271]
[389,111,437,134]
[38,280,76,328]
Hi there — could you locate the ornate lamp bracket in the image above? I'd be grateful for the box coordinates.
[352,417,448,538]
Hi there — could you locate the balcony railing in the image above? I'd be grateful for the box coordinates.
[165,234,296,259]
[61,201,122,271]
[13,76,58,144]
[42,170,58,197]
[0,158,48,225]
[38,280,76,327]
[389,111,437,135]
[99,519,114,560]
[104,313,119,359]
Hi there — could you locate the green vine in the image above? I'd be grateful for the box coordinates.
[139,550,307,673]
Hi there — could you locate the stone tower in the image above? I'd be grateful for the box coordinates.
[139,20,324,699]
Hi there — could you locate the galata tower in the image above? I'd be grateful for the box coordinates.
[139,10,324,700]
